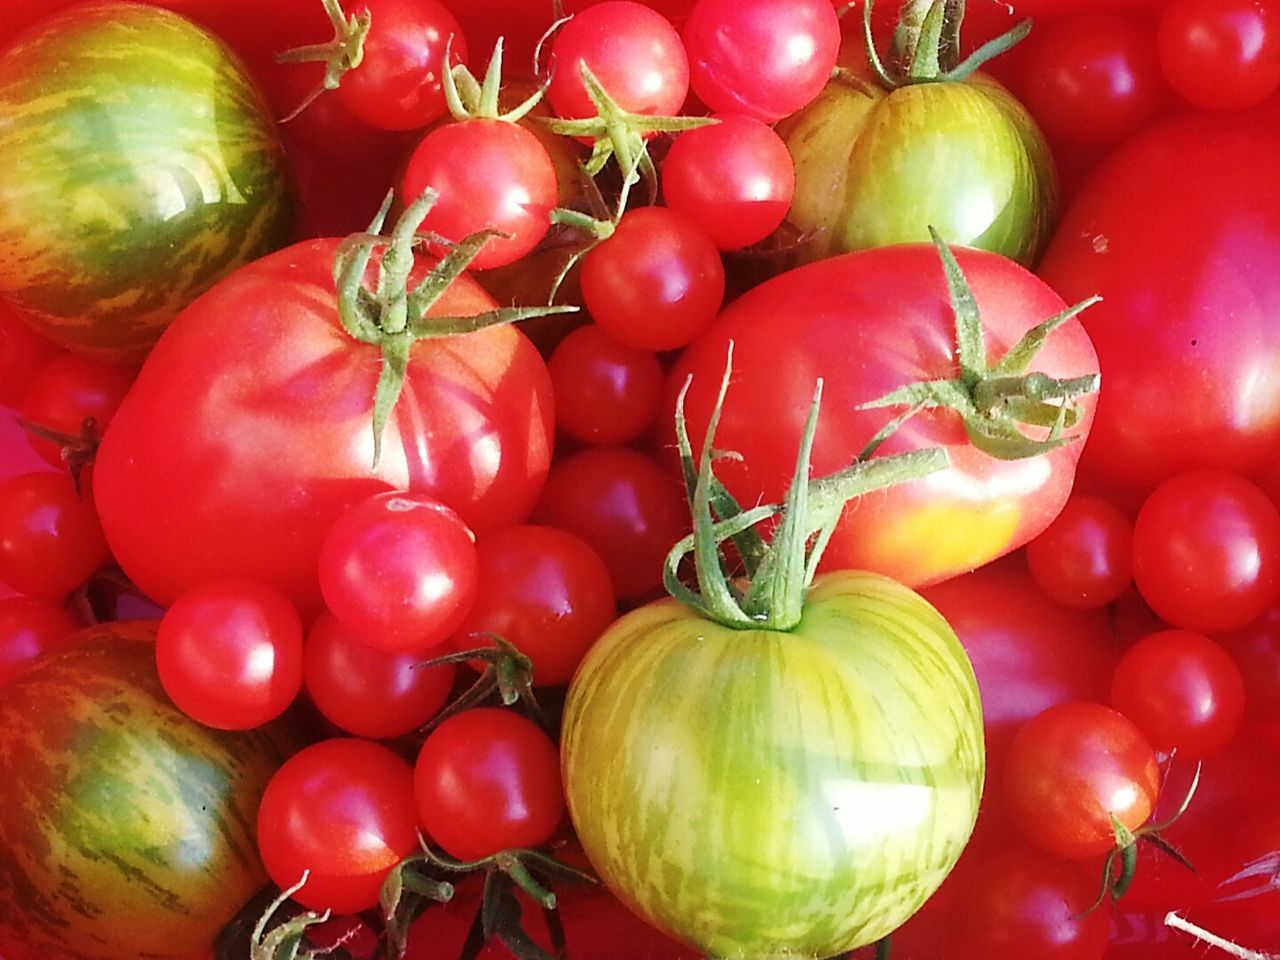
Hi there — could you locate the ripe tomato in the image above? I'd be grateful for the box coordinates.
[546,324,665,445]
[1158,0,1280,111]
[0,596,78,687]
[93,236,554,616]
[0,471,110,602]
[668,243,1099,588]
[1024,493,1134,609]
[17,353,136,468]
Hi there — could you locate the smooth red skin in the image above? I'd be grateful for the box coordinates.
[304,610,456,738]
[1158,0,1280,111]
[682,0,841,123]
[0,302,59,406]
[402,119,558,271]
[156,578,304,731]
[18,353,136,468]
[413,707,564,861]
[277,62,414,164]
[318,491,479,652]
[581,206,725,352]
[1002,702,1161,860]
[1010,11,1170,147]
[1111,628,1246,758]
[0,404,55,483]
[93,237,554,617]
[547,1,690,122]
[1038,111,1280,499]
[531,445,690,603]
[1025,493,1134,609]
[257,738,420,914]
[547,324,665,445]
[452,524,617,687]
[0,472,110,602]
[336,0,466,131]
[1131,469,1280,635]
[1217,603,1280,722]
[0,596,78,686]
[919,555,1120,784]
[670,245,1099,589]
[661,112,795,251]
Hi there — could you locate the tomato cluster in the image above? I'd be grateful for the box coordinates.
[2,0,1280,959]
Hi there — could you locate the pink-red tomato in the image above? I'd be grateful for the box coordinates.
[156,577,305,730]
[451,524,617,686]
[1131,469,1280,635]
[256,737,420,914]
[1217,603,1280,723]
[0,595,78,686]
[18,352,136,468]
[1002,701,1162,860]
[413,707,564,860]
[1110,629,1246,758]
[1025,493,1134,609]
[317,490,479,653]
[93,237,554,618]
[547,324,665,445]
[1158,0,1280,111]
[0,471,110,601]
[660,112,795,250]
[0,302,59,406]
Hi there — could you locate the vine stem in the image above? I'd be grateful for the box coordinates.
[1165,912,1275,959]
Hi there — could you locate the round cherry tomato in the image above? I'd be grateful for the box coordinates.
[413,707,564,860]
[0,471,110,601]
[257,737,420,914]
[1024,493,1134,609]
[1217,603,1280,723]
[0,595,78,686]
[1158,0,1280,111]
[0,302,59,406]
[547,324,664,445]
[18,352,136,468]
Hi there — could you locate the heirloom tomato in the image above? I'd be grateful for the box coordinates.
[668,242,1100,588]
[1038,108,1280,498]
[0,621,296,960]
[94,233,555,616]
[0,1,292,359]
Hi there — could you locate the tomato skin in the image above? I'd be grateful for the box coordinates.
[777,66,1056,267]
[562,571,984,958]
[18,353,137,468]
[1038,109,1280,498]
[1158,0,1280,111]
[0,471,111,602]
[669,244,1099,588]
[1025,493,1134,609]
[0,596,78,687]
[93,237,554,616]
[0,1,292,359]
[0,621,296,960]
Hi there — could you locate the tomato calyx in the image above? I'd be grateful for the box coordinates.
[380,853,457,958]
[16,413,99,494]
[247,871,340,960]
[666,344,950,631]
[275,0,372,123]
[413,633,543,734]
[862,0,1031,89]
[334,191,574,465]
[860,228,1100,460]
[443,38,546,124]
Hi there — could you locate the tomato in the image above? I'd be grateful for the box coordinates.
[562,571,984,958]
[0,1,292,359]
[0,303,59,407]
[256,737,420,914]
[1037,109,1280,499]
[17,353,136,469]
[0,596,78,687]
[547,324,665,445]
[0,471,111,602]
[668,243,1100,588]
[1158,0,1280,111]
[1131,469,1280,635]
[1024,493,1134,609]
[1002,702,1161,860]
[93,236,554,617]
[777,58,1056,267]
[1218,604,1280,723]
[413,707,565,860]
[0,621,296,960]
[156,577,305,731]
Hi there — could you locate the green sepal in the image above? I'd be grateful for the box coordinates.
[381,855,456,960]
[248,874,331,960]
[274,0,371,122]
[865,0,1033,89]
[413,633,542,733]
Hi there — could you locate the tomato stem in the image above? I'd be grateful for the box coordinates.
[865,0,1031,89]
[274,0,371,123]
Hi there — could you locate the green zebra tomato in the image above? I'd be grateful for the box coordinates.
[561,570,985,959]
[0,620,298,960]
[0,0,292,360]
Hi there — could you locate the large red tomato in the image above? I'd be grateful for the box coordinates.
[93,237,554,616]
[667,243,1100,588]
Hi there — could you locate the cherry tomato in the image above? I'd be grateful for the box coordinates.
[1003,702,1161,860]
[256,737,420,913]
[1025,493,1134,609]
[1217,603,1280,723]
[547,324,665,445]
[18,353,136,468]
[156,578,305,731]
[413,707,564,860]
[1158,0,1280,111]
[0,471,110,601]
[317,490,479,653]
[0,302,59,406]
[0,595,78,687]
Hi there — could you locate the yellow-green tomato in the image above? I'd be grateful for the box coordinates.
[560,570,985,960]
[776,68,1055,267]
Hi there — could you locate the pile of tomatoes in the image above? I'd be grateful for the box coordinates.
[2,0,1280,958]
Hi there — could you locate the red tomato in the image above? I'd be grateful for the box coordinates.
[0,471,110,602]
[547,324,665,445]
[1025,493,1134,609]
[0,302,59,406]
[668,244,1100,588]
[0,596,78,686]
[1037,109,1280,499]
[93,237,554,617]
[17,352,136,468]
[1158,0,1280,111]
[1217,603,1280,723]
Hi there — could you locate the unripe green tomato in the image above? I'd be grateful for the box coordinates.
[776,66,1056,267]
[561,570,985,960]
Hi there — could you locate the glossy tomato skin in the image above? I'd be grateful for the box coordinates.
[777,65,1056,267]
[0,1,292,359]
[93,237,555,616]
[0,621,296,960]
[1038,109,1280,498]
[669,244,1099,588]
[562,571,985,959]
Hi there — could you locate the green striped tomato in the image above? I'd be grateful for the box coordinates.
[561,570,985,959]
[0,1,292,360]
[0,620,297,960]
